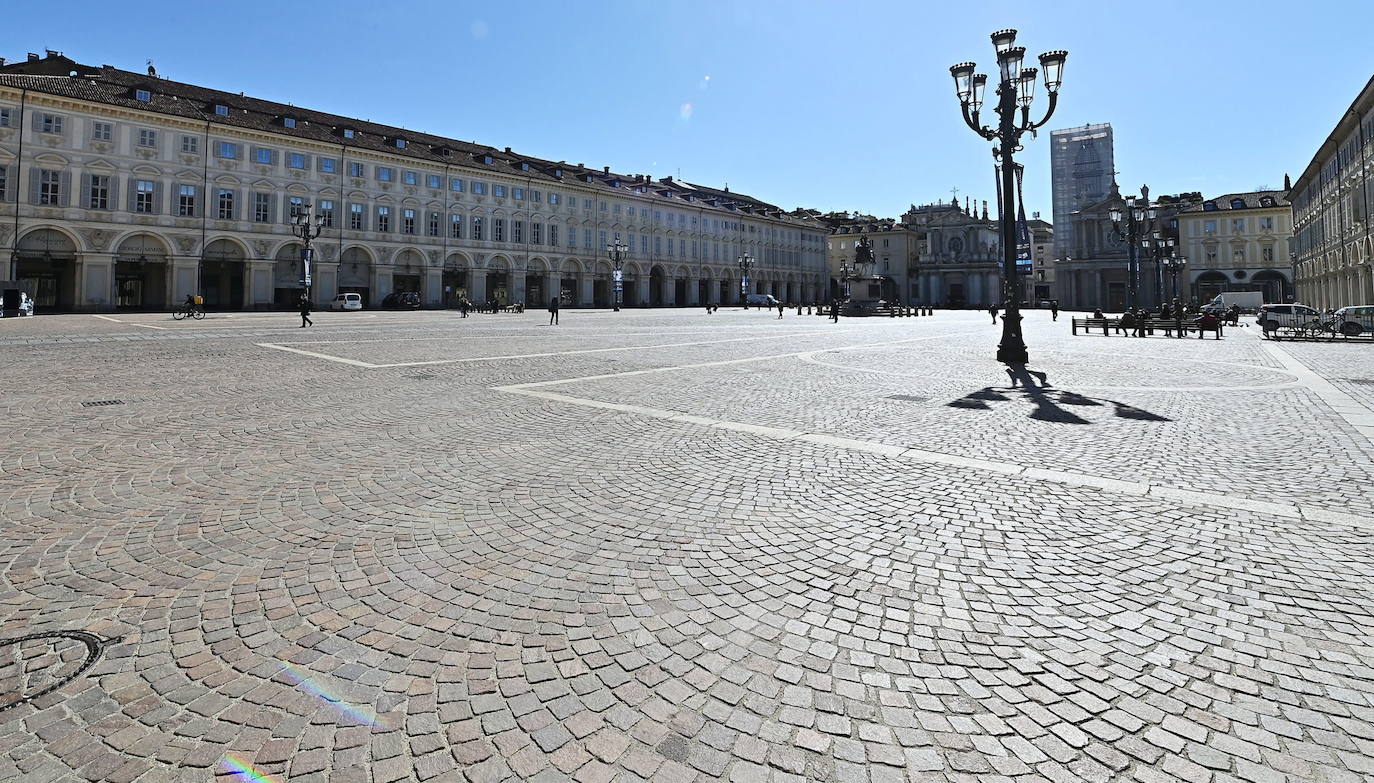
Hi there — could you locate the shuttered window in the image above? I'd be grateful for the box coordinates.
[39,170,62,205]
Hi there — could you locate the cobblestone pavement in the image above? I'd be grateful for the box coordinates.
[1,308,1372,783]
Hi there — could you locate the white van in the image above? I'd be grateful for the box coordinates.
[745,293,779,307]
[329,292,363,311]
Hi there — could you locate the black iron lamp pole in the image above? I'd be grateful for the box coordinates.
[737,250,754,308]
[291,202,326,303]
[950,31,1066,364]
[1109,195,1159,310]
[1142,231,1176,306]
[1163,254,1187,301]
[606,233,628,311]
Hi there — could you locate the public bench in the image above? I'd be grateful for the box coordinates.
[1071,317,1223,339]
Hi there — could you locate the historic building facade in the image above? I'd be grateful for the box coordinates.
[1054,185,1201,311]
[1289,74,1374,310]
[0,51,829,312]
[901,200,1005,308]
[1177,191,1293,304]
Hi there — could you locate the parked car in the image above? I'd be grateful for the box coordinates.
[381,291,421,309]
[745,293,779,307]
[328,292,363,311]
[1,288,34,317]
[1256,303,1322,332]
[1332,305,1374,337]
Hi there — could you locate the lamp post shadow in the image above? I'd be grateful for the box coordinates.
[945,366,1173,425]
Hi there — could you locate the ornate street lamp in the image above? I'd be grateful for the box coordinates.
[1162,254,1187,301]
[606,233,628,311]
[950,31,1067,364]
[1108,194,1160,310]
[838,259,853,300]
[1141,230,1176,306]
[737,249,754,307]
[291,202,326,303]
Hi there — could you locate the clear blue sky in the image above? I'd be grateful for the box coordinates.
[9,0,1370,222]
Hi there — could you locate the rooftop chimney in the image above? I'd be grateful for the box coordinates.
[504,146,511,153]
[27,53,40,62]
[603,166,610,174]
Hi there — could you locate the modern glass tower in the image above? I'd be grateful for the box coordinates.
[1049,124,1115,260]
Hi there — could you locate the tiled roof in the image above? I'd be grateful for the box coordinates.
[0,52,824,228]
[1180,190,1289,213]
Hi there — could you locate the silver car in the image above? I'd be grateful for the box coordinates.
[1332,305,1374,337]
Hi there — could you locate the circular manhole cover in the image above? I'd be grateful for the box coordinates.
[0,631,108,711]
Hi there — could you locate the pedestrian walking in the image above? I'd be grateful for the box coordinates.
[988,304,999,324]
[1050,300,1059,321]
[829,299,840,323]
[298,293,313,327]
[777,301,785,319]
[548,295,560,325]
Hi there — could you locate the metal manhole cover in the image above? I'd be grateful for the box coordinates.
[887,394,929,402]
[0,631,114,711]
[81,400,124,407]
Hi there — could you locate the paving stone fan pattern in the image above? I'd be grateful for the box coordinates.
[1,309,1372,783]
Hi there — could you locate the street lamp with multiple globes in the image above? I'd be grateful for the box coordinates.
[1140,230,1177,307]
[737,250,754,307]
[1162,254,1187,301]
[950,30,1067,364]
[606,233,628,311]
[1108,194,1159,311]
[291,202,326,304]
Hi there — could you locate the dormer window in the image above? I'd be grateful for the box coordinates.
[342,128,355,139]
[1260,196,1275,207]
[283,117,297,129]
[395,138,406,149]
[214,104,229,116]
[553,168,563,178]
[481,155,493,164]
[519,162,529,171]
[1203,201,1217,211]
[1230,198,1245,209]
[135,89,151,102]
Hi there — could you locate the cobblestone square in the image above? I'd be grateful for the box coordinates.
[2,308,1373,782]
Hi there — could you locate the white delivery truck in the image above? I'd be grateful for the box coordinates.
[1201,292,1265,314]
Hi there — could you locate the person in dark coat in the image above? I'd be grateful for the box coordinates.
[549,296,560,325]
[777,301,785,319]
[988,304,999,324]
[1050,300,1059,321]
[299,293,312,327]
[829,299,840,323]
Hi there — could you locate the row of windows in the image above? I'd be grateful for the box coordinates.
[1,165,807,262]
[1200,216,1277,234]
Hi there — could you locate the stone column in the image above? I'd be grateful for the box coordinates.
[470,270,487,305]
[579,274,594,307]
[546,271,559,306]
[424,267,443,307]
[83,257,114,311]
[510,269,526,306]
[316,262,339,304]
[636,277,650,307]
[661,275,675,307]
[249,260,274,309]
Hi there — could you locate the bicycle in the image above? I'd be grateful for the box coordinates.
[172,303,206,321]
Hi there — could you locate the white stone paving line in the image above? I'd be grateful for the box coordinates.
[496,339,1374,530]
[1260,339,1374,443]
[254,330,898,369]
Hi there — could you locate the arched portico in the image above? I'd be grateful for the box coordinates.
[15,227,80,311]
[338,246,374,308]
[113,233,173,310]
[202,238,249,310]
